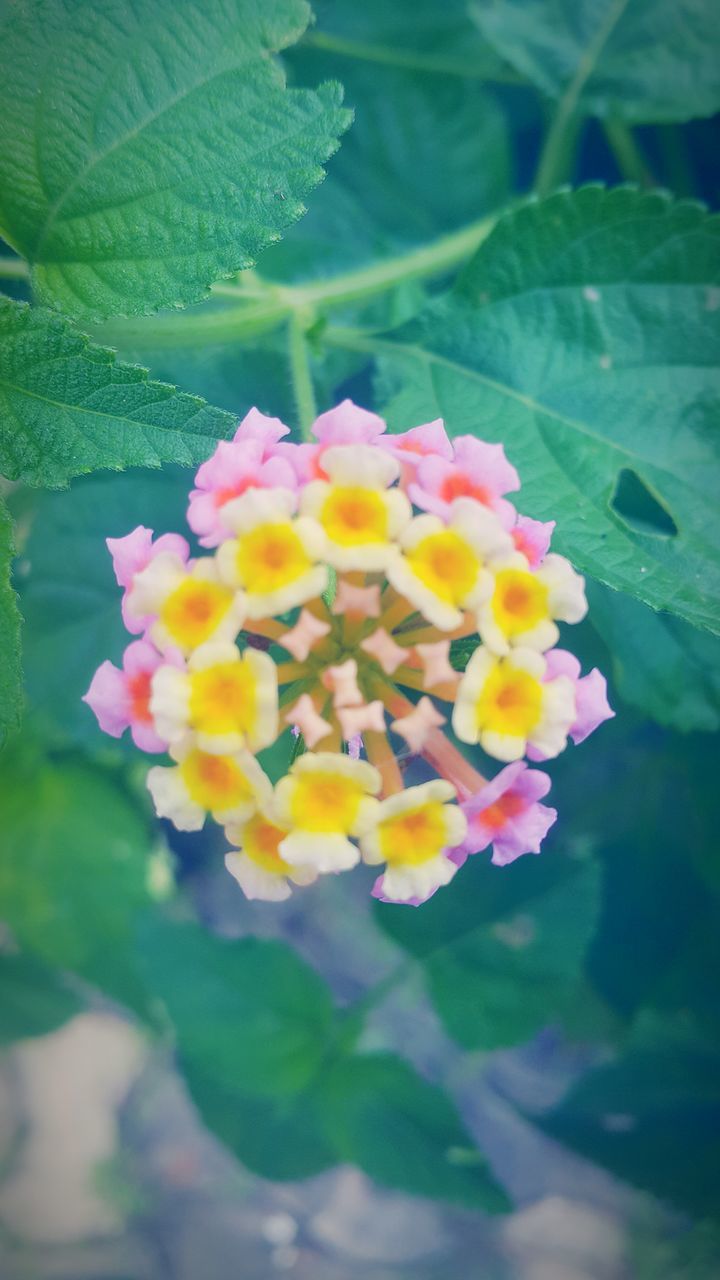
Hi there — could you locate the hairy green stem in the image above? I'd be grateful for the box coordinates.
[603,119,655,187]
[95,213,498,350]
[300,29,523,82]
[287,315,317,439]
[534,0,631,195]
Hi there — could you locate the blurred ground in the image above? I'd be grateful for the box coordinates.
[0,868,682,1280]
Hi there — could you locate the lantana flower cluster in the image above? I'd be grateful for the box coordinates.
[84,402,613,905]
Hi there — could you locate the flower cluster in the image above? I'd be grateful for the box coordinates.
[84,402,613,905]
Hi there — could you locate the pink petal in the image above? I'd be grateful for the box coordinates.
[571,668,614,745]
[233,407,290,453]
[512,515,555,567]
[384,420,453,464]
[83,661,130,737]
[311,399,386,446]
[453,437,520,495]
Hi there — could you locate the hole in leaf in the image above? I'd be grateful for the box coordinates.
[610,469,678,537]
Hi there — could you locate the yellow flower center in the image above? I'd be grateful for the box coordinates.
[241,814,291,875]
[290,771,364,833]
[189,659,257,736]
[180,749,255,810]
[321,486,388,546]
[407,530,479,604]
[235,522,312,595]
[477,666,543,738]
[379,801,449,866]
[160,579,233,649]
[492,569,549,635]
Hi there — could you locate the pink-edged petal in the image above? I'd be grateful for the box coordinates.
[106,527,153,589]
[491,803,557,865]
[543,648,581,682]
[512,515,555,567]
[233,407,290,452]
[193,438,264,491]
[453,436,520,495]
[83,661,129,737]
[311,399,386,446]
[130,721,169,754]
[384,419,453,464]
[122,638,164,678]
[571,668,614,745]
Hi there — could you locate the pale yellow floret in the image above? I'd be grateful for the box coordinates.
[127,553,244,655]
[452,647,576,761]
[146,744,271,831]
[223,810,318,901]
[150,642,278,754]
[300,445,411,571]
[273,752,381,872]
[358,781,466,902]
[477,550,587,655]
[216,489,327,618]
[387,499,511,631]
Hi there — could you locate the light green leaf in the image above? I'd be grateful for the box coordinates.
[0,299,235,487]
[0,748,153,1013]
[324,1053,510,1211]
[375,187,720,633]
[472,0,720,123]
[0,0,350,321]
[0,952,82,1047]
[18,469,189,747]
[425,862,600,1050]
[138,919,335,1098]
[0,495,22,745]
[587,581,720,732]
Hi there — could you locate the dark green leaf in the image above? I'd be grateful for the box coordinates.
[472,0,720,124]
[538,1024,720,1217]
[18,469,189,747]
[138,919,335,1098]
[304,0,510,82]
[0,951,82,1046]
[0,748,153,1013]
[0,495,22,745]
[587,581,720,732]
[378,187,720,632]
[425,862,600,1049]
[0,0,350,321]
[0,299,235,487]
[324,1053,510,1211]
[184,1059,339,1180]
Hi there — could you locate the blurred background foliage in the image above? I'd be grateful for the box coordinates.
[1,0,720,1268]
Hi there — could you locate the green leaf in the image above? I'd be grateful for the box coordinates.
[0,951,82,1046]
[18,469,189,747]
[0,299,235,487]
[183,1060,339,1181]
[0,495,22,745]
[303,0,510,82]
[0,747,153,1012]
[323,1053,510,1211]
[587,581,720,733]
[424,862,601,1050]
[472,0,720,124]
[377,187,720,633]
[138,919,335,1098]
[537,1023,720,1217]
[0,0,350,321]
[274,58,510,278]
